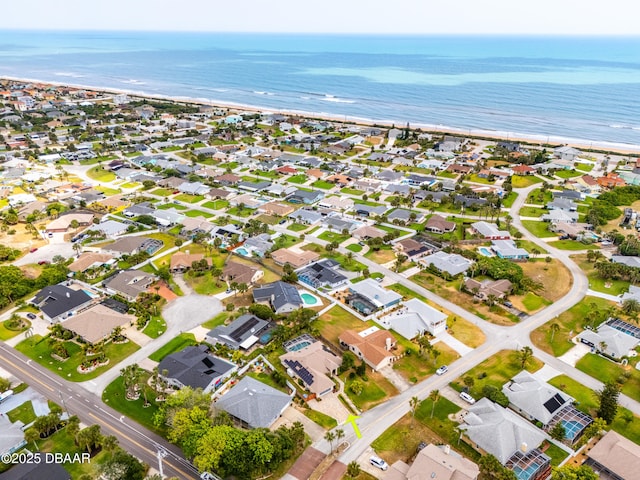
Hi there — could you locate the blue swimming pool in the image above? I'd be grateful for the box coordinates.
[301,292,320,306]
[513,464,541,480]
[82,289,98,298]
[478,247,494,257]
[235,247,250,256]
[289,340,312,351]
[561,420,585,440]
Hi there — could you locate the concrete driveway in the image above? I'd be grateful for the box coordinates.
[14,242,75,265]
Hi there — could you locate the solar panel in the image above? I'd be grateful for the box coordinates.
[229,316,260,342]
[202,357,214,368]
[543,393,565,414]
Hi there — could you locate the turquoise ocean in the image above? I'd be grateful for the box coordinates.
[0,31,639,147]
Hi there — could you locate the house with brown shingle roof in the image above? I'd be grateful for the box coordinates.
[585,430,640,480]
[425,214,456,234]
[222,261,263,285]
[68,252,114,273]
[170,252,212,273]
[306,168,325,179]
[63,304,136,344]
[258,202,295,217]
[215,173,242,186]
[464,278,512,300]
[352,225,385,240]
[339,327,397,371]
[271,248,319,269]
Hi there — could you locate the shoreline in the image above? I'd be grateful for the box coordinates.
[4,74,640,155]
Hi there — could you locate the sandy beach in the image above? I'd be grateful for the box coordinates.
[4,74,640,155]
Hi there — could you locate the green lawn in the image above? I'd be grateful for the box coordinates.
[311,180,334,190]
[7,400,36,424]
[183,209,214,218]
[186,271,227,295]
[512,175,543,188]
[15,335,140,382]
[151,187,173,196]
[502,191,518,208]
[302,408,337,429]
[148,333,197,362]
[544,442,569,466]
[555,169,582,179]
[86,166,116,182]
[226,206,254,217]
[318,231,351,244]
[519,206,547,217]
[468,174,496,185]
[142,315,166,339]
[576,353,640,402]
[342,371,398,411]
[202,312,231,330]
[551,239,598,250]
[515,239,548,254]
[202,200,230,210]
[288,174,308,184]
[393,341,460,384]
[102,371,165,435]
[346,243,363,253]
[0,318,30,341]
[287,223,308,232]
[521,220,556,238]
[526,188,554,205]
[254,170,280,179]
[449,350,543,399]
[549,374,640,445]
[174,194,204,203]
[575,163,595,172]
[437,171,458,179]
[341,188,365,195]
[574,255,630,296]
[156,202,187,210]
[120,182,140,189]
[521,292,551,312]
[272,233,302,250]
[531,296,615,357]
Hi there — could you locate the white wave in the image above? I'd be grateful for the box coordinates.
[300,96,310,100]
[121,79,146,85]
[609,124,625,129]
[53,72,86,78]
[253,91,275,96]
[322,96,356,104]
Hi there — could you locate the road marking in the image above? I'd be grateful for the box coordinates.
[0,352,55,392]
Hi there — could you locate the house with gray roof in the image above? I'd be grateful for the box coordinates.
[541,209,579,223]
[471,221,510,240]
[388,208,424,224]
[288,209,322,225]
[103,270,156,301]
[422,251,473,277]
[253,281,303,314]
[347,279,402,316]
[159,345,236,393]
[546,198,578,212]
[297,259,348,289]
[152,208,186,227]
[384,184,411,195]
[123,202,155,218]
[322,216,359,232]
[241,233,273,257]
[406,174,436,187]
[353,204,388,217]
[94,219,129,237]
[377,170,404,182]
[378,298,447,339]
[491,240,529,261]
[288,189,324,205]
[238,180,272,192]
[205,314,270,350]
[578,324,639,360]
[178,181,210,195]
[32,284,93,323]
[611,255,640,269]
[215,376,292,429]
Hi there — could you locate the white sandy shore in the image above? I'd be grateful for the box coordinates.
[4,74,640,155]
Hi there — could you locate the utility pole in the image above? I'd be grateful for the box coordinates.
[157,447,167,478]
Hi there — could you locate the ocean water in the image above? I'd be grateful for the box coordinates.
[1,30,639,147]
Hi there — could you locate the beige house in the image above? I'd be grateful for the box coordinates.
[387,444,479,480]
[280,342,341,397]
[170,252,212,273]
[258,202,296,217]
[63,304,136,344]
[464,278,512,300]
[222,261,264,285]
[45,212,94,233]
[339,327,396,371]
[271,248,319,269]
[68,252,114,273]
[585,430,640,480]
[352,225,385,240]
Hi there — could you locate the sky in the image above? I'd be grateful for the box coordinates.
[3,0,639,35]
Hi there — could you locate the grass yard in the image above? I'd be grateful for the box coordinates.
[318,231,350,244]
[573,254,630,296]
[86,166,116,182]
[0,318,31,340]
[467,174,496,185]
[575,163,595,172]
[393,341,460,384]
[449,350,543,399]
[226,206,254,217]
[550,239,598,250]
[519,206,547,217]
[346,243,363,253]
[343,370,398,411]
[287,223,308,232]
[521,220,556,238]
[575,353,640,402]
[341,188,365,195]
[364,247,396,264]
[311,180,334,190]
[7,400,36,424]
[544,442,569,466]
[156,202,187,210]
[151,187,173,196]
[317,305,372,345]
[526,188,554,205]
[288,174,308,184]
[174,194,204,203]
[94,185,121,196]
[502,191,518,208]
[520,258,573,303]
[555,169,583,179]
[183,209,213,218]
[531,296,615,357]
[549,374,640,445]
[102,371,166,435]
[202,312,231,330]
[301,244,366,272]
[512,175,543,188]
[520,292,551,312]
[186,271,227,295]
[15,335,140,382]
[148,333,197,362]
[302,408,337,429]
[202,200,229,210]
[142,315,166,338]
[515,239,548,254]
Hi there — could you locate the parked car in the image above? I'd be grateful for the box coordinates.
[38,260,50,265]
[26,313,37,320]
[29,248,38,253]
[435,365,448,376]
[460,391,476,404]
[47,232,53,238]
[504,301,513,308]
[370,456,388,471]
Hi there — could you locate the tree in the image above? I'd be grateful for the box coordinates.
[350,379,363,396]
[121,364,143,400]
[622,298,640,316]
[0,377,10,393]
[551,465,598,480]
[25,427,40,451]
[578,417,607,447]
[346,461,361,478]
[479,454,517,480]
[335,428,345,450]
[324,430,336,454]
[76,424,103,454]
[409,396,419,427]
[518,346,533,370]
[463,375,475,389]
[429,389,440,418]
[102,434,119,452]
[100,450,146,480]
[550,422,566,441]
[596,381,620,424]
[66,415,81,444]
[550,322,560,342]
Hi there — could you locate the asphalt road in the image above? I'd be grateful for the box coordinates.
[0,343,200,480]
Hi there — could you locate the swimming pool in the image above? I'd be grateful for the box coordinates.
[289,340,312,351]
[513,464,540,480]
[82,289,98,298]
[478,247,494,257]
[235,247,250,256]
[561,419,585,440]
[300,292,320,306]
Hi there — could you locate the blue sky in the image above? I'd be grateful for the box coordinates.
[4,0,638,35]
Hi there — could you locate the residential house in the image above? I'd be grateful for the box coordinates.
[241,233,273,257]
[0,414,27,459]
[258,202,295,217]
[598,172,626,189]
[385,184,411,195]
[388,209,424,224]
[288,209,322,225]
[585,430,640,480]
[94,219,129,238]
[353,204,388,218]
[280,341,341,397]
[339,327,397,371]
[32,284,93,323]
[211,224,244,243]
[577,324,639,360]
[546,198,577,211]
[253,281,304,314]
[386,444,479,480]
[102,236,162,258]
[215,173,242,186]
[178,181,210,196]
[323,216,359,232]
[170,252,212,273]
[553,189,585,202]
[63,304,136,344]
[352,225,385,240]
[103,270,156,301]
[541,209,579,223]
[511,164,536,175]
[159,345,236,393]
[460,398,551,480]
[0,461,70,480]
[347,278,402,315]
[393,238,431,260]
[446,164,472,175]
[180,217,215,237]
[205,314,270,350]
[152,208,186,227]
[238,180,272,193]
[45,212,94,233]
[288,189,324,205]
[422,251,473,277]
[470,221,510,240]
[271,248,320,269]
[464,278,512,300]
[554,146,581,161]
[490,240,529,260]
[378,298,447,339]
[612,255,640,269]
[205,188,234,200]
[406,174,436,187]
[68,252,114,273]
[575,175,601,194]
[425,214,456,234]
[215,376,292,429]
[297,258,348,289]
[222,261,263,285]
[318,196,354,211]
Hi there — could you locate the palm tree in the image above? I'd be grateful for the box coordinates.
[335,428,345,450]
[121,364,142,399]
[324,431,336,454]
[518,346,533,370]
[429,389,440,418]
[550,322,560,342]
[66,415,80,445]
[25,428,40,451]
[346,461,361,478]
[409,396,419,427]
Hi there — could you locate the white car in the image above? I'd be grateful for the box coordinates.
[370,456,388,471]
[460,391,476,404]
[435,365,448,376]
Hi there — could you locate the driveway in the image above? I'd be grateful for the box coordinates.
[558,341,591,367]
[272,406,326,442]
[14,242,75,265]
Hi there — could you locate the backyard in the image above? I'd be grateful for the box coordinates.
[575,353,640,402]
[148,333,198,362]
